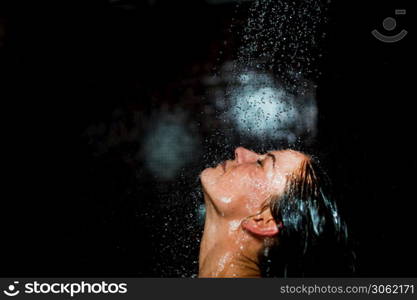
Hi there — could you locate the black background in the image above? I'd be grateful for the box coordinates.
[1,0,415,277]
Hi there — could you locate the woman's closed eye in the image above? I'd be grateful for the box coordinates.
[256,159,264,167]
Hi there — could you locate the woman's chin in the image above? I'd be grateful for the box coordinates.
[200,167,212,184]
[200,167,220,189]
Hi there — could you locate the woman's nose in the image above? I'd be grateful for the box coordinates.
[234,147,259,164]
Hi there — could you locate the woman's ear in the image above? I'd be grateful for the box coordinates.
[242,209,282,237]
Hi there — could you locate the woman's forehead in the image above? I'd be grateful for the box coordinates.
[268,149,309,176]
[260,151,305,197]
[270,149,308,164]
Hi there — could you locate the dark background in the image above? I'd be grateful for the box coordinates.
[1,0,415,277]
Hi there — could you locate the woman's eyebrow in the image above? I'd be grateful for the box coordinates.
[266,153,276,168]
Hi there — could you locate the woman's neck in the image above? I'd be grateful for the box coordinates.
[198,200,263,277]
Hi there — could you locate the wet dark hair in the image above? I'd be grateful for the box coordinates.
[259,155,355,277]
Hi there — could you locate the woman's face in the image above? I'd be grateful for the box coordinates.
[200,147,308,219]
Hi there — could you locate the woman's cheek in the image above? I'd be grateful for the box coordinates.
[220,196,250,218]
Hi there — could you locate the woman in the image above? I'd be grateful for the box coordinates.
[199,147,349,277]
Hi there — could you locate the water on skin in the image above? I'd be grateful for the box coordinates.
[213,252,232,276]
[220,197,232,204]
[228,220,241,235]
